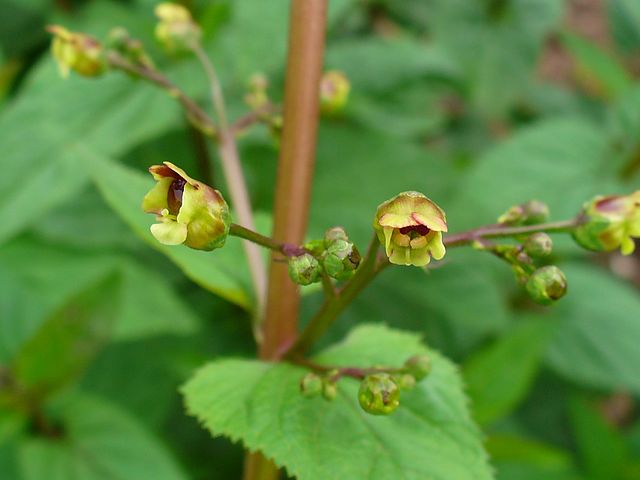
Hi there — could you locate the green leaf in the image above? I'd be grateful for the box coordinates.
[429,0,563,117]
[11,275,118,393]
[17,394,187,480]
[464,319,554,425]
[545,263,640,395]
[569,397,628,480]
[608,0,640,53]
[88,151,253,309]
[0,238,199,362]
[183,324,493,480]
[450,119,618,229]
[487,434,580,480]
[326,38,460,94]
[561,32,632,100]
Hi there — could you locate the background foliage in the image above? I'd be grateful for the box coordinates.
[1,0,639,479]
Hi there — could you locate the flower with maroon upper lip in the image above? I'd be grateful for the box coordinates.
[142,162,230,251]
[373,191,448,267]
[573,191,640,255]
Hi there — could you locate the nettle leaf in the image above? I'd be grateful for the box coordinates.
[183,325,493,480]
[18,394,187,480]
[88,151,253,309]
[449,119,620,230]
[464,319,555,426]
[544,263,640,395]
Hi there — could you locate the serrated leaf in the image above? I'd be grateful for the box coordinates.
[87,151,253,309]
[545,263,640,395]
[464,319,554,425]
[17,394,187,480]
[183,324,493,480]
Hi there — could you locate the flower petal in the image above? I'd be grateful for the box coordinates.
[621,236,636,255]
[378,213,418,228]
[410,248,431,267]
[412,212,448,232]
[142,177,172,214]
[150,221,187,245]
[428,231,446,260]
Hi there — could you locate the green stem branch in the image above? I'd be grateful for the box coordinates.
[444,218,579,248]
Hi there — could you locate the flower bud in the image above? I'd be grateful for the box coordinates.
[320,70,350,114]
[300,373,323,397]
[322,380,338,401]
[245,73,269,110]
[47,25,106,78]
[498,200,549,226]
[288,253,321,286]
[403,354,431,381]
[572,191,640,255]
[523,233,553,258]
[525,266,567,305]
[373,191,448,267]
[358,374,400,415]
[321,228,361,280]
[142,162,230,250]
[394,373,416,391]
[107,27,154,69]
[154,2,201,52]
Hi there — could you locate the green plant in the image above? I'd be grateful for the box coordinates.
[2,1,640,480]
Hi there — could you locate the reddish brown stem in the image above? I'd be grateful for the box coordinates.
[244,1,328,479]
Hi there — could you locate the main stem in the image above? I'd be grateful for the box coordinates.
[243,1,327,480]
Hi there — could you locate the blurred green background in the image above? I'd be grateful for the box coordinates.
[1,0,640,479]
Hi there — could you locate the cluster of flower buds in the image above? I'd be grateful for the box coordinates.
[373,191,448,267]
[572,191,640,255]
[498,199,549,226]
[478,201,568,305]
[106,27,154,69]
[142,162,230,251]
[47,25,106,78]
[154,2,201,52]
[288,227,361,286]
[319,70,351,115]
[299,354,431,416]
[243,73,283,141]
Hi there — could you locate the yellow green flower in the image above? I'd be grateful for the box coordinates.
[47,25,106,78]
[573,191,640,255]
[142,162,230,251]
[373,191,448,267]
[154,2,201,52]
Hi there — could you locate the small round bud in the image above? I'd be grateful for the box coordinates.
[394,373,416,391]
[320,70,350,115]
[324,226,349,243]
[107,27,154,69]
[300,373,323,397]
[498,200,549,226]
[525,266,567,305]
[288,254,321,286]
[322,239,361,281]
[523,233,553,258]
[403,354,431,381]
[358,374,400,415]
[322,381,337,401]
[142,162,230,251]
